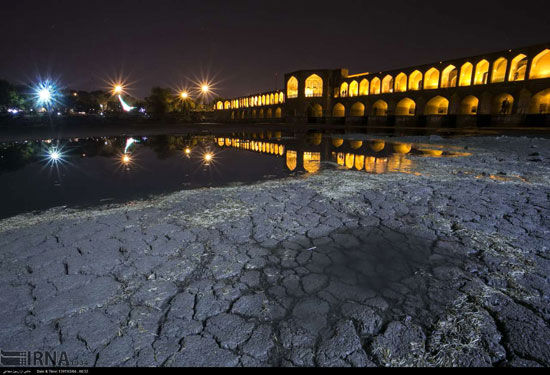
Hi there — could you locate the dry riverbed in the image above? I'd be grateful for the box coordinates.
[1,135,549,367]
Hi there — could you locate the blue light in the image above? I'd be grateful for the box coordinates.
[33,80,59,109]
[44,146,66,166]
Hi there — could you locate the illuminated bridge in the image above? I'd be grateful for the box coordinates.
[214,42,550,126]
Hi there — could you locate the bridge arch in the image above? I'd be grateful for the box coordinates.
[287,76,298,98]
[459,95,479,115]
[491,57,508,83]
[382,75,394,93]
[349,80,359,97]
[441,65,457,88]
[395,73,407,92]
[509,54,528,81]
[370,77,381,95]
[332,103,346,117]
[340,82,349,97]
[350,102,365,116]
[529,89,550,114]
[530,49,550,79]
[492,93,514,114]
[305,74,323,97]
[459,62,473,86]
[474,60,490,85]
[359,79,369,95]
[307,103,323,118]
[372,100,388,116]
[424,68,440,89]
[409,70,423,91]
[425,96,449,115]
[395,98,416,116]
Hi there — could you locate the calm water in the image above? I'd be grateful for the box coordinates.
[0,129,466,219]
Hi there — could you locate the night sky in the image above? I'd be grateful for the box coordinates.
[2,0,550,99]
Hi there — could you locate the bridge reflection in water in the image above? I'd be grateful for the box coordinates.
[214,132,469,175]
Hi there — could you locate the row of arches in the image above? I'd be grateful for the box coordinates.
[230,106,283,120]
[216,137,286,157]
[216,91,285,110]
[337,49,550,97]
[309,89,550,117]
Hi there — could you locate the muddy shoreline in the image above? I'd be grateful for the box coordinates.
[1,135,549,367]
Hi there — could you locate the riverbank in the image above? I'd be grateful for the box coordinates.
[1,135,549,367]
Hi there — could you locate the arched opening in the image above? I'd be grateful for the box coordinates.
[307,104,323,118]
[224,101,230,109]
[424,68,440,89]
[349,80,359,97]
[370,77,381,95]
[216,101,223,110]
[529,50,550,79]
[441,65,457,88]
[508,54,528,81]
[287,76,298,98]
[259,109,264,118]
[474,60,490,85]
[395,73,407,92]
[372,100,388,116]
[491,58,508,83]
[492,93,514,114]
[459,96,479,115]
[279,92,284,103]
[528,89,550,114]
[266,108,273,118]
[382,75,394,93]
[459,62,473,86]
[286,150,297,171]
[261,95,266,106]
[340,82,349,97]
[305,74,323,97]
[230,112,235,120]
[252,109,257,118]
[359,79,369,95]
[355,155,365,171]
[395,98,416,116]
[408,70,423,91]
[304,152,321,173]
[350,102,365,116]
[275,107,282,118]
[274,93,279,104]
[270,93,275,104]
[332,103,346,117]
[425,96,449,115]
[345,154,355,169]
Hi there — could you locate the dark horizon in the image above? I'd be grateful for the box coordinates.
[2,0,550,99]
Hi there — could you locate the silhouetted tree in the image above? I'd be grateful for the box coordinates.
[145,87,175,118]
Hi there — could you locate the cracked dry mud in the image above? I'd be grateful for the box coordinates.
[1,135,549,367]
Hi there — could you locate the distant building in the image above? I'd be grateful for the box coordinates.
[214,43,550,126]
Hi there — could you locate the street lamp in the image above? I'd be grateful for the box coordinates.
[201,84,209,94]
[112,84,124,95]
[180,91,189,100]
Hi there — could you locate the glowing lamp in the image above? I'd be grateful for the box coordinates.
[181,91,189,99]
[204,152,213,162]
[201,84,209,93]
[122,154,131,165]
[113,85,123,95]
[39,88,52,103]
[49,150,60,161]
